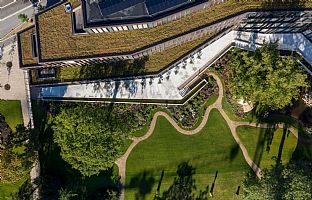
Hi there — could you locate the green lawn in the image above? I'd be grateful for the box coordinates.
[0,176,29,200]
[0,100,25,199]
[0,100,23,131]
[125,109,250,200]
[236,126,297,169]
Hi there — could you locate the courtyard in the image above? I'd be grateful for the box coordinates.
[114,72,308,199]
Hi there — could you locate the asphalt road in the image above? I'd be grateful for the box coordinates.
[0,0,36,39]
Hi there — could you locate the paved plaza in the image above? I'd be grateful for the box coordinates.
[39,31,312,101]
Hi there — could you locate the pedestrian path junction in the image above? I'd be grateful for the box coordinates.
[38,30,312,102]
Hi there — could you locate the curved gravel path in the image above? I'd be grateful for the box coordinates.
[115,72,298,200]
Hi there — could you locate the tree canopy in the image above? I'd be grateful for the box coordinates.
[243,161,312,200]
[52,104,129,177]
[228,43,308,110]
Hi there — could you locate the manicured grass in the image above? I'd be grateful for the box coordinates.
[0,176,28,200]
[237,126,297,169]
[0,100,23,131]
[125,109,250,200]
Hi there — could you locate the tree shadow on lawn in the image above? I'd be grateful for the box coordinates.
[127,161,214,200]
[228,143,240,162]
[157,162,209,200]
[289,106,312,161]
[252,127,276,168]
[291,127,312,162]
[127,170,156,200]
[251,123,294,170]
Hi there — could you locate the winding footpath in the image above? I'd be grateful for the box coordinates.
[115,72,299,200]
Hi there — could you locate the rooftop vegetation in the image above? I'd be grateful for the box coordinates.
[19,26,38,66]
[29,0,312,63]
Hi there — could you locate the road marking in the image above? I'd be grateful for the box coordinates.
[0,0,16,9]
[0,4,33,21]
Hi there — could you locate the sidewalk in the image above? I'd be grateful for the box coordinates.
[0,41,30,126]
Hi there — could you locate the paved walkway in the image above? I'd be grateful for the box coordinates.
[0,39,31,126]
[115,72,300,200]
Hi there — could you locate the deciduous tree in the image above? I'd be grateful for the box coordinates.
[229,44,308,110]
[53,104,128,177]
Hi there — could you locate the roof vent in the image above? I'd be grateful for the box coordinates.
[64,3,72,12]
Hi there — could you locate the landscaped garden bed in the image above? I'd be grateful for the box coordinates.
[167,76,218,128]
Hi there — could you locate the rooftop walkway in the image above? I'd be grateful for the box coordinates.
[38,31,312,101]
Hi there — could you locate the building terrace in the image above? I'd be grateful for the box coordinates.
[18,0,312,68]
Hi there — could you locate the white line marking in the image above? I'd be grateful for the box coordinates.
[0,4,33,21]
[0,0,17,9]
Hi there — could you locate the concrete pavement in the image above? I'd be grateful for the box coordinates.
[0,39,31,127]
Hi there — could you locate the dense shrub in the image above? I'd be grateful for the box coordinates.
[167,77,218,128]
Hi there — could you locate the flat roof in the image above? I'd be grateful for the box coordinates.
[18,26,39,67]
[34,0,238,62]
[23,0,312,65]
[84,0,202,25]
